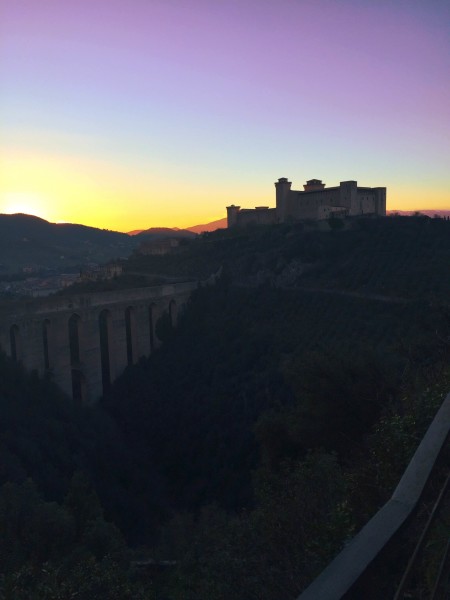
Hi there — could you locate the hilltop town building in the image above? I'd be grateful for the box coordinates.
[227,177,386,228]
[137,238,180,256]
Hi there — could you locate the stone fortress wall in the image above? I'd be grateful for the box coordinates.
[0,282,198,405]
[227,177,386,227]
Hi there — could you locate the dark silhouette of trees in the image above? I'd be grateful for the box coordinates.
[1,217,449,597]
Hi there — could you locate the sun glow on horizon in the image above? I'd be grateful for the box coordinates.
[0,0,448,232]
[0,145,448,233]
[1,192,50,221]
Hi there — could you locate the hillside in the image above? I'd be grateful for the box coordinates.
[127,227,196,238]
[110,218,450,512]
[104,215,450,597]
[134,227,196,240]
[127,218,227,236]
[125,216,450,302]
[186,217,227,233]
[0,213,137,274]
[1,215,450,598]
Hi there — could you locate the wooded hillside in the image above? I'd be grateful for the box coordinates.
[1,215,449,598]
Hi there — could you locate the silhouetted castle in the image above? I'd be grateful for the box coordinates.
[227,177,386,228]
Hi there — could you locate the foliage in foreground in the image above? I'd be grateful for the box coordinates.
[0,475,154,600]
[155,451,354,600]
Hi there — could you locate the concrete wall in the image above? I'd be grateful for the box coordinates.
[0,282,197,405]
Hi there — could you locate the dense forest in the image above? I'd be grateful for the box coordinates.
[0,216,449,598]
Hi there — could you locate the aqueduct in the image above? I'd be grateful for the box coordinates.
[0,281,198,404]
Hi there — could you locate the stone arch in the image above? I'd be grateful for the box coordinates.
[71,369,86,404]
[125,306,137,366]
[9,324,21,362]
[168,299,177,328]
[68,313,85,402]
[148,303,156,352]
[68,314,81,366]
[42,319,51,371]
[99,309,113,395]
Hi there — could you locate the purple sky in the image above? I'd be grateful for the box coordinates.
[1,0,449,229]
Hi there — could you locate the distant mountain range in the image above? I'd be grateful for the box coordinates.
[131,227,196,239]
[127,217,227,236]
[186,217,227,233]
[387,209,450,217]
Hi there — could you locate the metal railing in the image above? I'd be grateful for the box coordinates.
[298,392,450,600]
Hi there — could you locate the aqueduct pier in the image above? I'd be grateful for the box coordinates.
[0,281,198,404]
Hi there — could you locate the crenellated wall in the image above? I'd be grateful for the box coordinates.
[227,177,386,227]
[0,281,198,404]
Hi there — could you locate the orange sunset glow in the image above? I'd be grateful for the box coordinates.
[1,0,448,231]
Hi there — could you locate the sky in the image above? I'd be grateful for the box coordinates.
[1,0,449,231]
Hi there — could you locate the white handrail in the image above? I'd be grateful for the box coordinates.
[298,392,450,600]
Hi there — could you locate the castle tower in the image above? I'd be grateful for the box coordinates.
[275,177,292,223]
[226,204,241,228]
[303,179,325,191]
[373,188,387,216]
[339,180,358,213]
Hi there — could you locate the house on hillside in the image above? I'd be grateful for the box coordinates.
[81,262,123,281]
[137,238,180,256]
[227,177,386,228]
